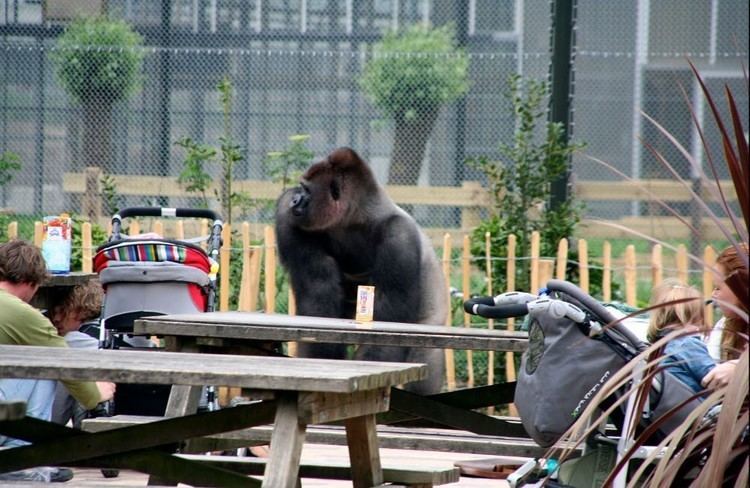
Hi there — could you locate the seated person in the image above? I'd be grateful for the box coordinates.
[49,280,104,427]
[0,240,114,481]
[647,278,716,395]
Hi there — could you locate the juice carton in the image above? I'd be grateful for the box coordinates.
[41,214,72,274]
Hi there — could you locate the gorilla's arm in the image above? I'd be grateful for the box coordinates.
[369,215,426,324]
[276,211,344,319]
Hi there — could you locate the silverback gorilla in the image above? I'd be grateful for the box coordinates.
[275,147,447,394]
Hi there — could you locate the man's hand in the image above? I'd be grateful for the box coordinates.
[96,381,116,402]
[701,360,738,389]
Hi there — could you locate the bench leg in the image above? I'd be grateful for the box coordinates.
[345,414,383,488]
[263,393,306,488]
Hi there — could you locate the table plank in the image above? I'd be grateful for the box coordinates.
[0,345,426,393]
[135,311,528,352]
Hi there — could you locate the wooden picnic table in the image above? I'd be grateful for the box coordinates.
[0,344,425,487]
[30,271,97,311]
[134,312,531,438]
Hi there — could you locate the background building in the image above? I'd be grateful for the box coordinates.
[0,0,747,233]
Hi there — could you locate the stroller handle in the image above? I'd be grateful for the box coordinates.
[110,207,223,255]
[463,297,530,319]
[115,207,222,222]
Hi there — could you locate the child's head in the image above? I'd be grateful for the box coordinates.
[50,280,104,337]
[647,278,704,342]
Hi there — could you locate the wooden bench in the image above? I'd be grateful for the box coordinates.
[84,415,555,458]
[176,454,459,487]
[0,345,425,488]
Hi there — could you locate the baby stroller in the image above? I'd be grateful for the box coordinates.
[464,279,702,487]
[93,207,223,416]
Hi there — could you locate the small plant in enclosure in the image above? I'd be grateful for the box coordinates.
[175,77,249,224]
[467,74,585,295]
[265,134,314,190]
[0,150,21,209]
[175,137,215,208]
[100,173,123,216]
[360,23,469,185]
[51,17,144,174]
[70,215,108,270]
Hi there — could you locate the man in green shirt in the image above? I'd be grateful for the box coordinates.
[0,240,114,480]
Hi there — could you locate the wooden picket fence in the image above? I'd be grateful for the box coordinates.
[3,218,720,393]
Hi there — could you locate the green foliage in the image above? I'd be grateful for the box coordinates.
[265,134,314,189]
[0,151,21,188]
[100,173,122,216]
[70,214,108,270]
[51,17,144,103]
[175,77,248,223]
[175,137,215,207]
[468,75,585,294]
[360,23,469,120]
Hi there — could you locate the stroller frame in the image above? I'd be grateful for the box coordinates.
[465,279,697,488]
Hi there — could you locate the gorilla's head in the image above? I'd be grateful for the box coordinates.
[286,147,377,231]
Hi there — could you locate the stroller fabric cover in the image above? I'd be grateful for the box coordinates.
[94,239,212,331]
[514,293,702,448]
[514,311,626,447]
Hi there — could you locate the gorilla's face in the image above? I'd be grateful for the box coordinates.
[288,163,347,232]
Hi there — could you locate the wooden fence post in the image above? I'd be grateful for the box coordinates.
[703,246,716,327]
[175,220,185,240]
[129,220,140,237]
[461,235,474,388]
[484,232,494,399]
[625,244,637,306]
[81,222,92,273]
[530,231,540,293]
[34,221,43,247]
[264,226,276,313]
[506,234,518,416]
[556,238,568,280]
[442,233,455,391]
[651,244,663,287]
[578,238,589,294]
[7,221,17,240]
[676,244,688,284]
[238,222,252,312]
[219,224,231,311]
[602,241,612,302]
[152,220,164,237]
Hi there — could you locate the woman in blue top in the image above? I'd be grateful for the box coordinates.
[647,278,716,395]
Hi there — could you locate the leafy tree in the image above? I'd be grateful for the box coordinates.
[468,74,585,294]
[175,77,247,224]
[361,24,469,185]
[51,17,143,174]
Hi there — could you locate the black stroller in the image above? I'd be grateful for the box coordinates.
[464,279,702,487]
[92,207,223,416]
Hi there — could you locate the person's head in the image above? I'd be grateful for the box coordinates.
[647,278,705,343]
[50,280,104,336]
[712,243,748,360]
[0,240,48,302]
[712,243,748,319]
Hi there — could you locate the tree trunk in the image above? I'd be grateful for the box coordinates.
[388,108,440,186]
[83,98,114,174]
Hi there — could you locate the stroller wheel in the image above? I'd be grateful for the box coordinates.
[101,469,120,478]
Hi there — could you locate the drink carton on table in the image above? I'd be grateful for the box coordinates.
[41,214,72,274]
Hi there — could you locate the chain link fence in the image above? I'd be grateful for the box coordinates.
[0,0,747,230]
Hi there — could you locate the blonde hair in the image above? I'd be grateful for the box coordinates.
[647,278,705,343]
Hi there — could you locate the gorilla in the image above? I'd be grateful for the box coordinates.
[275,147,447,394]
